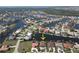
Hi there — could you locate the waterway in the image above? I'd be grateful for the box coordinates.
[32,32,79,43]
[0,18,26,43]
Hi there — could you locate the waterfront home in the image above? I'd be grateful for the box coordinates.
[55,40,64,53]
[47,40,55,52]
[31,41,38,53]
[39,41,47,52]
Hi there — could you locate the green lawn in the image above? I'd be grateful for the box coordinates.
[73,48,79,53]
[18,41,32,53]
[5,48,15,53]
[64,48,71,53]
[0,40,17,53]
[4,40,17,46]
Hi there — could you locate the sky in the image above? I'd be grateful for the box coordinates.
[0,0,79,6]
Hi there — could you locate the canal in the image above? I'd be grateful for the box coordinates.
[0,19,26,43]
[32,32,79,43]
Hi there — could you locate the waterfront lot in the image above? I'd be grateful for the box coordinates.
[0,40,17,53]
[4,40,17,46]
[5,48,15,53]
[18,41,32,53]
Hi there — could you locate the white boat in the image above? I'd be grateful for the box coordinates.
[24,32,32,40]
[15,28,22,34]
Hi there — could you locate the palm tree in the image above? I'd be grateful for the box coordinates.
[41,33,46,40]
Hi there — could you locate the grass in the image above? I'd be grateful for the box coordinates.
[5,48,15,53]
[0,39,16,53]
[3,40,17,46]
[18,41,32,53]
[73,48,79,53]
[0,48,15,53]
[64,48,71,53]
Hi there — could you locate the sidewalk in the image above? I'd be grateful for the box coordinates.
[13,40,22,53]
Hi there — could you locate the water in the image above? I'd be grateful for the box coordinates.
[74,24,79,29]
[0,18,25,43]
[32,33,79,43]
